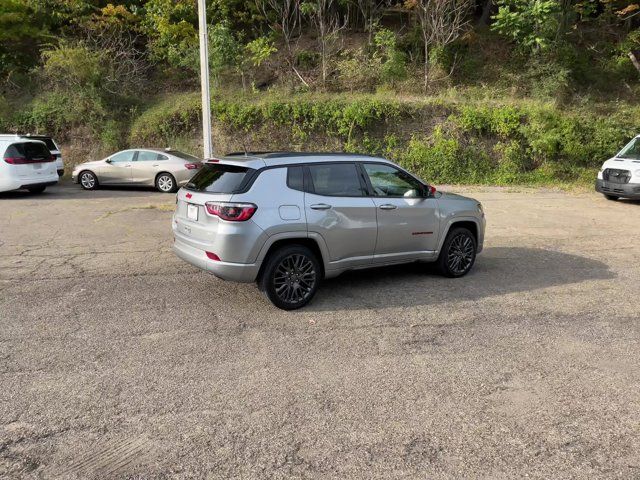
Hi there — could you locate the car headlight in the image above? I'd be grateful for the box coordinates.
[477,203,483,213]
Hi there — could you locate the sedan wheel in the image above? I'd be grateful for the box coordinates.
[156,173,176,193]
[79,171,98,190]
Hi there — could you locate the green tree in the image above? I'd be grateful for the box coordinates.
[492,0,561,53]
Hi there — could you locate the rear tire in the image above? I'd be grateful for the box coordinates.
[436,227,477,278]
[604,194,619,201]
[27,186,46,194]
[79,171,98,190]
[259,245,321,310]
[156,173,177,193]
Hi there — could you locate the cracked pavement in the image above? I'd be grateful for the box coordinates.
[1,182,639,479]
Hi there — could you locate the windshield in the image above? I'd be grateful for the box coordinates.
[617,137,640,160]
[169,150,201,162]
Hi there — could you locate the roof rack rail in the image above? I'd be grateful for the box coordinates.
[225,151,280,157]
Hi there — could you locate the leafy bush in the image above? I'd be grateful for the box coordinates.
[373,29,407,86]
[492,0,561,53]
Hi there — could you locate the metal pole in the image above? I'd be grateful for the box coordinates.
[197,0,213,159]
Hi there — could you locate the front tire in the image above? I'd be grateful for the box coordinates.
[436,227,477,278]
[259,245,321,310]
[604,194,619,201]
[156,173,177,193]
[79,171,98,190]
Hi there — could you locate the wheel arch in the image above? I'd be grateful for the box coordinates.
[437,217,480,252]
[256,235,327,282]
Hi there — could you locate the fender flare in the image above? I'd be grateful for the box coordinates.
[436,216,482,253]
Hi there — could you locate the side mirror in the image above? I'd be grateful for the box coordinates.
[105,158,112,164]
[423,185,436,197]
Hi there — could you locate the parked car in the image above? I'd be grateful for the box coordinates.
[596,135,640,200]
[20,134,64,176]
[0,135,58,194]
[172,152,486,310]
[72,149,203,193]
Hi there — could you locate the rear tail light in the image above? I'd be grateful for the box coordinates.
[205,202,257,221]
[4,155,55,164]
[4,157,26,164]
[185,163,200,170]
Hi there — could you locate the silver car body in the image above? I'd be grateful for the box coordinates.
[72,149,201,188]
[172,153,486,282]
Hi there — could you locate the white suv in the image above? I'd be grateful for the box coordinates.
[0,135,59,194]
[20,135,64,176]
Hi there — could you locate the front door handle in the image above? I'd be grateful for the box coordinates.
[379,204,397,210]
[310,203,332,210]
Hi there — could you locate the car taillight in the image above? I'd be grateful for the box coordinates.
[205,202,257,221]
[4,157,26,164]
[4,155,55,164]
[185,163,200,170]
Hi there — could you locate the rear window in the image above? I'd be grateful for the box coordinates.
[5,142,51,160]
[169,150,201,162]
[185,163,254,193]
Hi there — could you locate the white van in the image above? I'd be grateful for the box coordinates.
[0,135,59,194]
[596,135,640,200]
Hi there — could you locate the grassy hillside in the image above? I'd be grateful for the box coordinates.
[45,90,636,187]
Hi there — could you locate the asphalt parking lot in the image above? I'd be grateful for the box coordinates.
[1,182,639,479]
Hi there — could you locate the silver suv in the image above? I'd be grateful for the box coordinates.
[172,153,486,310]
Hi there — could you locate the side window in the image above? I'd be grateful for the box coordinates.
[287,166,304,191]
[110,151,135,163]
[136,151,157,162]
[363,163,423,198]
[156,154,169,161]
[308,163,365,197]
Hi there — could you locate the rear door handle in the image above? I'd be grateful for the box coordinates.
[310,203,332,210]
[379,204,397,210]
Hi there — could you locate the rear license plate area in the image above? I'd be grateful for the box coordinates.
[187,203,198,221]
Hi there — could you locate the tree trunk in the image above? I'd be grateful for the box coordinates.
[629,51,640,76]
[423,41,429,92]
[478,0,493,26]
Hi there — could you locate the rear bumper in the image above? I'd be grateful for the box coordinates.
[595,179,640,198]
[0,175,58,193]
[21,181,57,189]
[172,233,260,283]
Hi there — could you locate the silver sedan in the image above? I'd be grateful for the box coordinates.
[72,149,203,193]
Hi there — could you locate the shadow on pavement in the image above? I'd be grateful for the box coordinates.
[308,246,616,311]
[0,182,170,201]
